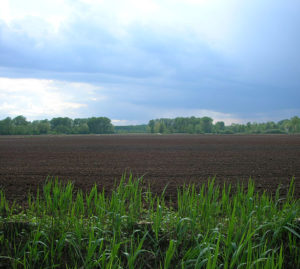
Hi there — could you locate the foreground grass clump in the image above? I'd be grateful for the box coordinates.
[0,176,299,268]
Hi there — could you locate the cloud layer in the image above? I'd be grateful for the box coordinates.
[0,0,299,124]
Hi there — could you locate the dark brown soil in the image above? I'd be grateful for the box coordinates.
[0,134,299,203]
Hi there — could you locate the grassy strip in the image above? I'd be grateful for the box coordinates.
[0,176,299,268]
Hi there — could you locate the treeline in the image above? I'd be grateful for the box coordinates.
[0,116,114,135]
[1,115,300,135]
[114,125,148,134]
[148,116,300,134]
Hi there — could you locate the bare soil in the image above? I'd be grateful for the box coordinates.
[0,134,299,203]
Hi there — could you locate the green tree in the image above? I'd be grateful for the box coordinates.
[214,121,225,133]
[32,120,50,134]
[174,117,187,133]
[76,123,89,134]
[277,119,289,133]
[195,123,203,134]
[12,115,31,134]
[0,117,13,135]
[87,117,113,134]
[148,120,155,133]
[201,117,213,133]
[50,117,73,134]
[290,116,300,133]
[73,118,89,134]
[159,121,166,133]
[186,123,194,134]
[154,121,161,133]
[12,115,28,126]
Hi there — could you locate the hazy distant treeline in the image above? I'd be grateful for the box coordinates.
[0,115,300,135]
[148,116,300,134]
[114,125,148,134]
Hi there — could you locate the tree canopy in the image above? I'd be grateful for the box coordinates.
[0,115,300,135]
[146,116,300,134]
[0,116,114,135]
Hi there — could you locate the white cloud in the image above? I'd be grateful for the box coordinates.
[0,1,299,123]
[1,0,236,45]
[111,119,144,126]
[0,0,72,33]
[79,0,104,4]
[0,77,104,119]
[116,0,160,25]
[0,0,11,24]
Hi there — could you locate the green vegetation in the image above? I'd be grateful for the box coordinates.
[0,116,114,135]
[148,116,300,134]
[114,125,148,134]
[1,115,300,135]
[1,176,299,268]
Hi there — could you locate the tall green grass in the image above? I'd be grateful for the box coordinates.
[0,175,299,268]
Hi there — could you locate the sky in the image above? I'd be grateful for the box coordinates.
[0,0,299,125]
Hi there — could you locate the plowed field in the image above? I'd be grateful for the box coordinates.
[0,134,299,203]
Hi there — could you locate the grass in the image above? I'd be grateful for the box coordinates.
[0,175,299,268]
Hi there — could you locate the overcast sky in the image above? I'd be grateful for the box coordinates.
[0,0,299,125]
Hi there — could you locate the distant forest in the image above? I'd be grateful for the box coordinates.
[0,115,300,135]
[147,116,300,134]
